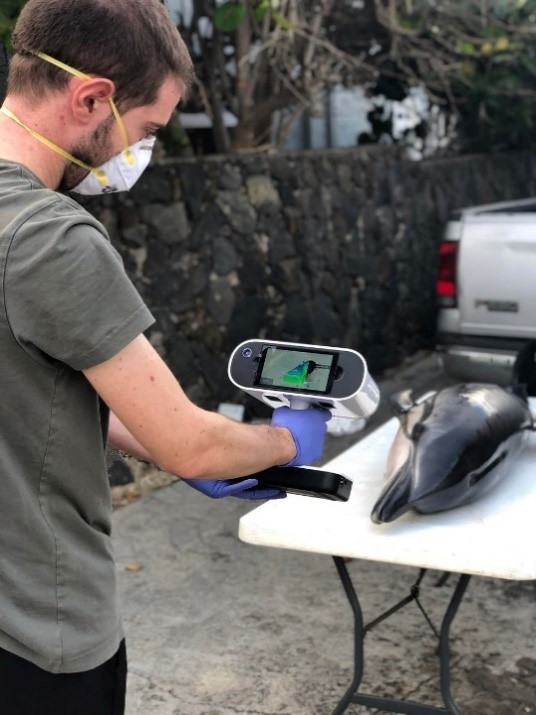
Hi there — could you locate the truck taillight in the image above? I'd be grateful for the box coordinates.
[436,240,458,308]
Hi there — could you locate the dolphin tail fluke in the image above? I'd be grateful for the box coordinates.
[370,463,413,524]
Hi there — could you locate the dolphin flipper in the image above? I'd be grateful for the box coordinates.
[390,389,414,416]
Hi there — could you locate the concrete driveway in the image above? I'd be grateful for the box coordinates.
[112,352,536,714]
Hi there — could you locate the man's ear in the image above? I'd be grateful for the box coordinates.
[70,77,115,125]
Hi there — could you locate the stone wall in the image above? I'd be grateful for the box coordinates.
[82,146,536,413]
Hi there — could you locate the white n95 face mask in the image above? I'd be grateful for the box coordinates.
[71,136,156,195]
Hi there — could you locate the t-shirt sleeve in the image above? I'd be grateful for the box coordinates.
[4,208,155,370]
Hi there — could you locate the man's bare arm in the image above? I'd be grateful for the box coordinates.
[108,411,153,462]
[84,334,296,479]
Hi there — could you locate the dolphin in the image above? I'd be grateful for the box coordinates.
[370,382,534,524]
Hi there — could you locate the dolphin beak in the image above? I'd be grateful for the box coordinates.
[371,462,414,524]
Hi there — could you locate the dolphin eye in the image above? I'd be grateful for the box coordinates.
[412,422,426,440]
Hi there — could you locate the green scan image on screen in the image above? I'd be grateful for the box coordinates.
[258,347,335,393]
[283,361,310,386]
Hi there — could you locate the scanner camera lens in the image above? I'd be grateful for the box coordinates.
[242,348,253,358]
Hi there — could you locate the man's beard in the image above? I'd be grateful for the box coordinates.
[59,115,116,192]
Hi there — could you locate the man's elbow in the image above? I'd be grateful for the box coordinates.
[156,453,211,480]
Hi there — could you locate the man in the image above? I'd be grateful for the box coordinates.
[0,1,330,713]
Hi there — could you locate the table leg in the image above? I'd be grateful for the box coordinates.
[438,574,471,714]
[332,556,365,714]
[331,557,471,715]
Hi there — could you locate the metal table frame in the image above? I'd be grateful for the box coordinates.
[332,557,471,715]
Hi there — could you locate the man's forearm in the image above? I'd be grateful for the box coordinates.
[107,408,295,479]
[108,412,153,463]
[162,407,296,479]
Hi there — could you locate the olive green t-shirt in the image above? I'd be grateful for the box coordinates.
[0,160,154,673]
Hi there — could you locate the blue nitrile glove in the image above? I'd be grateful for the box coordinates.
[183,478,286,500]
[271,406,331,467]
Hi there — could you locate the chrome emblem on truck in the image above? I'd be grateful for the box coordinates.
[474,300,519,313]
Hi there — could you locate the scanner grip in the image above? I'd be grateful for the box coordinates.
[288,397,312,410]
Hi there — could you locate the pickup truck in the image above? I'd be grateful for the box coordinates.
[435,197,536,385]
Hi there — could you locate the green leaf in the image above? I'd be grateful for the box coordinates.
[483,26,507,39]
[456,40,476,56]
[254,0,269,21]
[400,18,420,30]
[272,11,294,31]
[213,2,246,32]
[520,53,536,75]
[253,0,281,20]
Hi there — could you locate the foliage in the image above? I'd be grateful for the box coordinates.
[369,0,536,152]
[0,43,8,106]
[177,0,375,152]
[0,0,26,50]
[178,0,535,155]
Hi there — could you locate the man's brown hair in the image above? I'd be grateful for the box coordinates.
[8,0,193,109]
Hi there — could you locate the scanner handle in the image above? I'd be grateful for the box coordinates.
[288,397,312,410]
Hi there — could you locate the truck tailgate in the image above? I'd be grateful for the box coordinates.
[458,215,536,338]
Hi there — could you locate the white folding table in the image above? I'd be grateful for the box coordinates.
[238,409,536,714]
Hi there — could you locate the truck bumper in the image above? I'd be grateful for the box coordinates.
[435,333,528,384]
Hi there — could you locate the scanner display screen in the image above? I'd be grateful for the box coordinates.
[255,346,337,394]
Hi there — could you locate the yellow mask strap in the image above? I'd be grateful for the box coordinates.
[0,105,109,186]
[35,51,134,166]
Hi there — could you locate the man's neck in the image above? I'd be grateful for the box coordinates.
[0,105,65,189]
